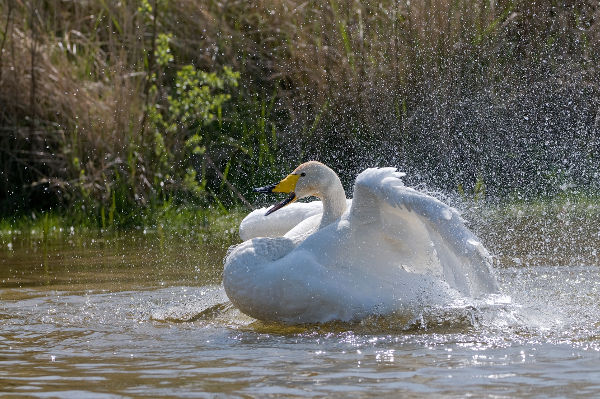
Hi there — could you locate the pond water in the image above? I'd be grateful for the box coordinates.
[1,230,600,398]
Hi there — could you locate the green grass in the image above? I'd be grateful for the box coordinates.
[0,203,246,247]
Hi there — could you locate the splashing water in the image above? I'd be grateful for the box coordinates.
[1,229,600,397]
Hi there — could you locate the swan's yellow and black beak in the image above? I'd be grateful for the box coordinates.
[254,174,300,216]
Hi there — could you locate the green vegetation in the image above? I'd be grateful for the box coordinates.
[0,1,599,231]
[0,203,244,247]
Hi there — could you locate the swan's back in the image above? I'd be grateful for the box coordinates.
[239,202,323,240]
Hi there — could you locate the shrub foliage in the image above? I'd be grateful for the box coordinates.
[0,0,599,223]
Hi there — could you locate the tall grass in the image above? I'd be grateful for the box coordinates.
[0,0,599,223]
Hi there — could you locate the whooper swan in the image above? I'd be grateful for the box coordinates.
[224,161,499,323]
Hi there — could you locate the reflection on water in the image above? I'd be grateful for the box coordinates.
[0,232,225,290]
[1,233,600,397]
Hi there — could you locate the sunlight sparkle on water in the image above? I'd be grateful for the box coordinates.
[1,231,600,397]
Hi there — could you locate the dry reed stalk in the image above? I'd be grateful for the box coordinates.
[0,0,598,209]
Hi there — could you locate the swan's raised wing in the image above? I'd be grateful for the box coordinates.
[239,201,323,241]
[348,168,499,298]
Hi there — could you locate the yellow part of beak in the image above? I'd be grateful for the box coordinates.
[272,174,300,193]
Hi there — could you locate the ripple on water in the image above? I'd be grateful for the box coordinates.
[2,265,600,397]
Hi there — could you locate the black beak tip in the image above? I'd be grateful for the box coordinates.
[254,183,277,193]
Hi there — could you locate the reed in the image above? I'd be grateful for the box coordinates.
[0,0,598,220]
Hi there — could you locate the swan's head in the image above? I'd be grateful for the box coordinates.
[254,161,339,216]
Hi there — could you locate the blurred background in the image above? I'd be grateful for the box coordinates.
[0,0,598,230]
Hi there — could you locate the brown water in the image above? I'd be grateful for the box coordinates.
[2,232,600,398]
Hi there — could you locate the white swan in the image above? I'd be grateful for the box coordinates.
[224,161,499,323]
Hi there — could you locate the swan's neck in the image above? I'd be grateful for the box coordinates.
[318,179,347,228]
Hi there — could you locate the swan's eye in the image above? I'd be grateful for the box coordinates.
[300,172,306,177]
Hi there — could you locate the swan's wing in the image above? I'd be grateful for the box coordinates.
[239,201,323,240]
[348,168,499,297]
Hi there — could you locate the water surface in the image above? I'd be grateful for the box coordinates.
[2,232,600,398]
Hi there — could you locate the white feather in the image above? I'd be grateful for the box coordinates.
[224,164,499,324]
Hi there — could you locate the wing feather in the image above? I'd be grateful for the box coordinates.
[348,168,499,297]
